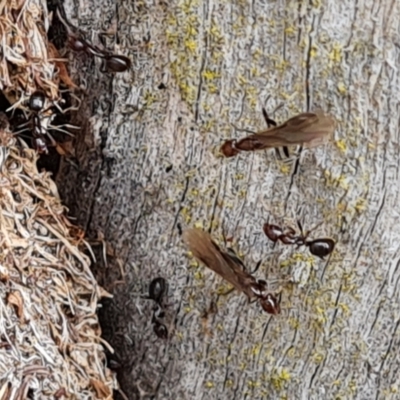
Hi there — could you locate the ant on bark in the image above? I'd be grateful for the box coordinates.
[56,9,131,73]
[146,277,169,339]
[14,91,79,154]
[263,221,335,259]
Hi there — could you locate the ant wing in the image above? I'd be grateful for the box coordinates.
[183,229,257,299]
[242,112,335,149]
[219,248,260,298]
[274,111,335,146]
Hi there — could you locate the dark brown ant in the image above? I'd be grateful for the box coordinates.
[13,90,80,154]
[68,36,131,72]
[56,9,131,73]
[263,221,335,259]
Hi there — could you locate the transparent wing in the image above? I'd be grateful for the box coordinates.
[247,112,335,148]
[182,229,257,298]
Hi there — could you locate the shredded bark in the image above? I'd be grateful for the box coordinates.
[0,130,116,397]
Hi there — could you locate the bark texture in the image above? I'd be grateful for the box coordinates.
[57,0,400,398]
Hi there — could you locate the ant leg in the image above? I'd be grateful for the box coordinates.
[55,6,74,34]
[282,146,290,158]
[59,91,82,113]
[218,287,235,296]
[44,131,57,147]
[272,102,284,115]
[230,122,256,135]
[249,259,262,275]
[263,104,291,160]
[300,220,324,240]
[221,225,229,247]
[274,148,283,160]
[86,43,109,59]
[296,220,304,235]
[12,124,30,135]
[14,133,31,141]
[6,96,26,115]
[261,107,277,127]
[291,144,303,175]
[226,248,246,270]
[99,60,107,73]
[47,123,80,137]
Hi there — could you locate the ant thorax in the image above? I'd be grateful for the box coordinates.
[250,280,269,298]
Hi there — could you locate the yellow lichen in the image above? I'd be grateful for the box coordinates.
[202,70,220,80]
[193,271,203,280]
[337,82,347,94]
[285,26,295,35]
[335,139,347,153]
[355,199,367,213]
[330,43,342,63]
[271,368,291,391]
[279,164,291,174]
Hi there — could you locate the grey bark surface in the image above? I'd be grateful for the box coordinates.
[57,0,400,399]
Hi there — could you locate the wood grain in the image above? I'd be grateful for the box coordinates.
[57,0,400,398]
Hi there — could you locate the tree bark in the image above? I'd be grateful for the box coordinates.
[57,0,400,398]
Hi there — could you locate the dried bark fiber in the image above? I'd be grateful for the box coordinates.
[57,0,400,399]
[0,130,116,398]
[0,0,116,398]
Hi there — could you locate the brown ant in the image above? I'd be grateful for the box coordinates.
[56,9,131,73]
[263,221,335,259]
[221,102,334,158]
[183,229,281,315]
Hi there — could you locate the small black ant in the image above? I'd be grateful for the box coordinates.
[144,277,169,339]
[263,221,335,259]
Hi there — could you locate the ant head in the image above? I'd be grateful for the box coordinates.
[29,91,46,112]
[148,277,168,304]
[220,140,239,158]
[307,238,335,259]
[259,293,280,315]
